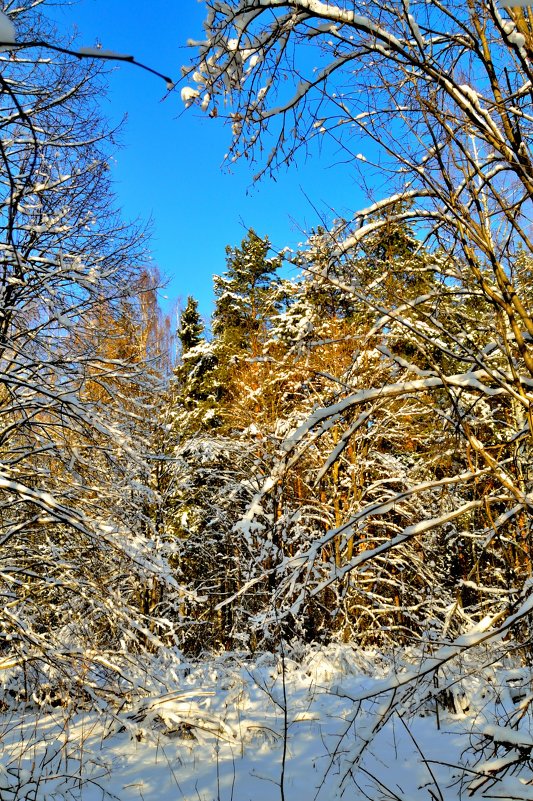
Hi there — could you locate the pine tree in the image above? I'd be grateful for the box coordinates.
[213,229,282,356]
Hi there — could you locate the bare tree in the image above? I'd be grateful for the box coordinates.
[0,2,180,701]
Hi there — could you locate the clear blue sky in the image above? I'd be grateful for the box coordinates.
[50,0,367,323]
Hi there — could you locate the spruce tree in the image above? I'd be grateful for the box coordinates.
[178,296,204,354]
[172,296,220,433]
[164,234,286,649]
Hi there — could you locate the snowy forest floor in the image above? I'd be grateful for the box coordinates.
[1,644,533,801]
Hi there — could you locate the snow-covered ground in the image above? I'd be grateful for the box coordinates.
[1,644,532,800]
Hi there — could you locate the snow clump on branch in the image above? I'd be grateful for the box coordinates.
[181,86,200,108]
[0,10,15,48]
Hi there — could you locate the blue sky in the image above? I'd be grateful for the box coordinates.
[50,0,367,323]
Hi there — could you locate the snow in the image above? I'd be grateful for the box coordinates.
[508,30,526,48]
[2,646,532,801]
[0,11,15,47]
[483,723,533,748]
[181,86,200,108]
[408,13,425,49]
[78,47,133,59]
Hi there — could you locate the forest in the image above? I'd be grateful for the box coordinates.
[1,0,533,799]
